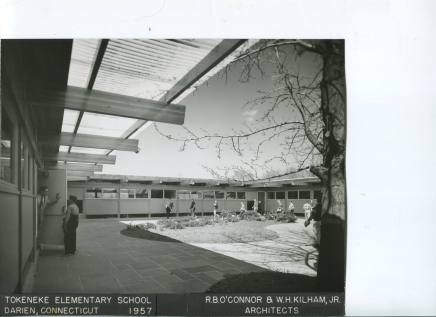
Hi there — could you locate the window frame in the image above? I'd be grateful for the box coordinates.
[214,191,225,199]
[298,190,311,199]
[0,103,17,186]
[288,190,298,199]
[237,192,246,199]
[177,189,191,200]
[150,189,164,199]
[203,190,215,200]
[135,188,149,199]
[226,191,236,200]
[120,188,136,199]
[164,189,176,199]
[276,191,285,199]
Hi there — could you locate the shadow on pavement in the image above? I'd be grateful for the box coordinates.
[120,228,182,243]
[207,271,317,293]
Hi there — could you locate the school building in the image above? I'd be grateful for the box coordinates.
[67,171,322,218]
[0,39,321,294]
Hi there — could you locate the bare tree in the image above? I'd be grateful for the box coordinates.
[155,39,346,291]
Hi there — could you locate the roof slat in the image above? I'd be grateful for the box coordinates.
[44,152,116,164]
[32,86,186,125]
[42,132,139,152]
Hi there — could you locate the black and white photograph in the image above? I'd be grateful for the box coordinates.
[0,1,436,316]
[0,38,345,312]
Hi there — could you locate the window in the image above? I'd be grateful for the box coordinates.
[276,192,285,199]
[314,190,322,202]
[151,189,163,198]
[120,188,135,199]
[237,192,246,199]
[177,190,191,200]
[288,191,298,199]
[299,190,311,199]
[136,188,149,198]
[102,188,117,198]
[85,188,101,198]
[164,190,176,199]
[226,192,236,199]
[0,108,14,183]
[267,192,275,199]
[203,191,214,199]
[190,191,202,199]
[215,191,225,199]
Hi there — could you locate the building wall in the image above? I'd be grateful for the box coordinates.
[39,169,67,245]
[120,199,150,214]
[84,199,118,215]
[68,182,322,217]
[21,194,34,270]
[0,190,20,293]
[0,84,38,293]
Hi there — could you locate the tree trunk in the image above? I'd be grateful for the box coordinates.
[316,40,347,291]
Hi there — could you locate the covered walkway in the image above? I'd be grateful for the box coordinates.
[30,219,267,294]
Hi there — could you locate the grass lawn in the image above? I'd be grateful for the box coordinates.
[149,219,279,243]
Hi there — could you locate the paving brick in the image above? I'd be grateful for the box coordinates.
[171,269,195,281]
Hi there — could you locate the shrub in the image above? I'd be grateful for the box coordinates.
[139,222,157,230]
[157,219,185,230]
[220,210,240,223]
[240,210,265,221]
[276,212,298,223]
[126,222,157,231]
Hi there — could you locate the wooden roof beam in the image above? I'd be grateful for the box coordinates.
[32,86,186,125]
[67,170,94,178]
[44,162,103,172]
[41,132,139,152]
[43,152,116,165]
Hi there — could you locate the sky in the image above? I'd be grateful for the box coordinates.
[102,44,322,179]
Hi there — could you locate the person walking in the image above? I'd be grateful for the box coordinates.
[63,196,80,255]
[288,201,295,214]
[239,201,246,216]
[288,201,297,222]
[190,199,196,217]
[165,201,172,219]
[304,200,322,247]
[303,201,312,221]
[213,200,218,219]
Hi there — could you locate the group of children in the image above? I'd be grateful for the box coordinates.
[165,199,220,219]
[165,198,321,244]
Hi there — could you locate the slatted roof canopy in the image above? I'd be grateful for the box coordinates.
[67,39,100,88]
[42,38,257,180]
[93,39,220,100]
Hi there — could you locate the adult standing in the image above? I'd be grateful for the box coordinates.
[304,200,322,246]
[63,196,80,255]
[190,199,196,217]
[37,186,60,226]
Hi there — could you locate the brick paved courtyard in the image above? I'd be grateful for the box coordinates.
[30,219,267,294]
